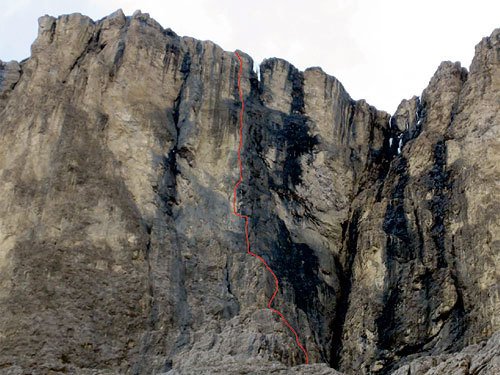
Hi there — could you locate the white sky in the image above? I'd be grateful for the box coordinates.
[0,0,498,113]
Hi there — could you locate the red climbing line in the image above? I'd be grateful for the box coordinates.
[232,51,309,365]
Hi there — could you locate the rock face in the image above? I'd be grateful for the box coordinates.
[391,331,500,375]
[0,10,498,375]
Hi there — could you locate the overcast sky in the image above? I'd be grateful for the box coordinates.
[1,0,498,112]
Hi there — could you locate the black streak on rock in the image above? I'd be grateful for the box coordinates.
[281,68,318,188]
[330,209,360,369]
[427,140,449,269]
[271,219,335,361]
[159,51,192,214]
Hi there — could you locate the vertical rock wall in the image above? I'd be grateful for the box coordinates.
[0,10,498,375]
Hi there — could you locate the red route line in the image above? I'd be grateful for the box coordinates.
[232,51,309,365]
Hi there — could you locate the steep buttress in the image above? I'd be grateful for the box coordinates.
[0,9,498,375]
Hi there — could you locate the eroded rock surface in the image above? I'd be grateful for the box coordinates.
[392,331,500,375]
[0,9,498,375]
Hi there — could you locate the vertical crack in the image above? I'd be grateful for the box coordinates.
[134,47,192,374]
[49,20,57,43]
[330,208,360,369]
[428,140,448,269]
[163,48,193,364]
[160,50,191,214]
[109,18,130,80]
[144,224,155,328]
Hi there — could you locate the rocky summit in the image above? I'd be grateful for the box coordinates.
[0,9,498,375]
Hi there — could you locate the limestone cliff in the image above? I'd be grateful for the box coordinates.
[0,10,498,375]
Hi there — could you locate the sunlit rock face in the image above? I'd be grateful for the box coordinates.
[0,9,498,375]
